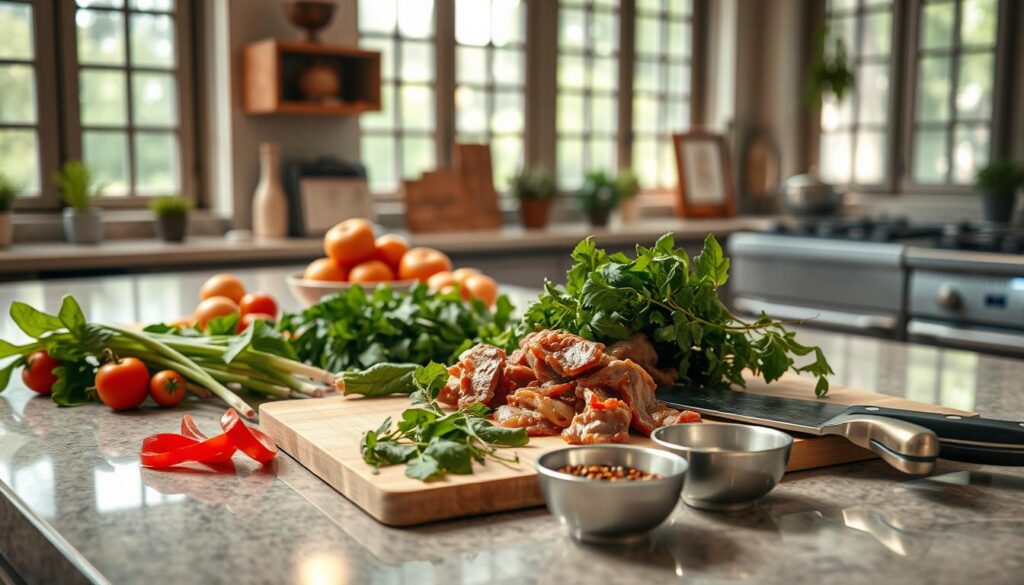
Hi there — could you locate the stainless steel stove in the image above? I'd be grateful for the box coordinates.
[728,218,1024,356]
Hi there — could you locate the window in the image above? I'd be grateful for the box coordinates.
[631,0,692,191]
[0,0,45,197]
[910,0,1000,185]
[454,0,526,190]
[358,0,437,194]
[818,0,895,187]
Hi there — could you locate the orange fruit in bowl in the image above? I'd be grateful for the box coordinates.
[463,274,499,307]
[398,247,452,281]
[304,257,348,282]
[194,296,239,329]
[324,218,376,266]
[451,267,480,284]
[426,271,459,293]
[349,260,395,283]
[373,234,410,270]
[200,274,246,303]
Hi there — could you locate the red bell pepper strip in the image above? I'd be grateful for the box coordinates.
[220,408,278,464]
[140,432,235,468]
[180,413,236,463]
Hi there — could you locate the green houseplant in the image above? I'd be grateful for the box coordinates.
[0,172,18,248]
[149,195,191,242]
[54,161,105,244]
[805,26,856,110]
[576,170,621,227]
[976,160,1023,223]
[509,168,556,229]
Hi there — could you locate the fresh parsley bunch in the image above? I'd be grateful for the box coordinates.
[517,233,834,396]
[361,363,529,481]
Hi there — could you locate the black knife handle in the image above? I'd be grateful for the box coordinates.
[845,406,1024,453]
[938,443,1024,466]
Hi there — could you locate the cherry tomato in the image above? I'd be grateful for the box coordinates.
[95,357,150,411]
[238,292,278,318]
[149,370,186,408]
[237,312,275,333]
[21,350,60,395]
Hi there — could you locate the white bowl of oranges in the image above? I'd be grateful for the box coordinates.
[289,219,499,307]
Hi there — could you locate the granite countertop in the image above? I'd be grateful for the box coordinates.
[2,267,1024,584]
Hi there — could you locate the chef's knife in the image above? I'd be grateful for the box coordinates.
[660,386,1024,469]
[658,386,939,474]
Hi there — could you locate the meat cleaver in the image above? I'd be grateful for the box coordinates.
[659,386,1024,472]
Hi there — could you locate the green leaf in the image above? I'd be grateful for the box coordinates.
[205,312,240,335]
[0,358,21,393]
[9,302,64,339]
[815,376,829,397]
[58,296,87,337]
[423,438,473,474]
[414,362,450,397]
[51,361,95,407]
[693,234,730,287]
[342,362,418,397]
[469,417,529,447]
[374,440,418,465]
[246,320,297,360]
[0,339,32,360]
[405,454,443,481]
[222,321,255,364]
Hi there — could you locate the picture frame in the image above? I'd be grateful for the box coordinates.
[284,158,372,237]
[672,132,737,218]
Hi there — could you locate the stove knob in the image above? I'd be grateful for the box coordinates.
[935,284,962,310]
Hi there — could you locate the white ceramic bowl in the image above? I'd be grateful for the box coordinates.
[285,271,418,306]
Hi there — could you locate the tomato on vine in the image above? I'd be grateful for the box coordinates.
[95,356,150,411]
[21,350,60,395]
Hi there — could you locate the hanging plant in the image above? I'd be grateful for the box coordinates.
[805,25,856,109]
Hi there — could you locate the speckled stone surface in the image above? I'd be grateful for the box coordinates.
[2,268,1024,584]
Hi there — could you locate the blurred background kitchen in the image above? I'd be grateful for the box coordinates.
[0,0,1022,354]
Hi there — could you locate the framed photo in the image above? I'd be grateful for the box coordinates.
[672,132,736,218]
[284,158,372,236]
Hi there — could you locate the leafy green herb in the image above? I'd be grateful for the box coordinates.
[360,362,529,481]
[518,233,834,395]
[341,362,418,397]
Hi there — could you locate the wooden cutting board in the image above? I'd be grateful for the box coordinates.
[259,373,975,526]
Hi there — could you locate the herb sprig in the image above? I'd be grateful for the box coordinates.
[517,233,834,395]
[360,363,529,481]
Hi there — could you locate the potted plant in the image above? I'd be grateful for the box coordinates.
[510,168,556,229]
[976,160,1023,224]
[0,172,17,248]
[576,170,621,228]
[54,161,105,244]
[149,195,191,242]
[616,169,641,223]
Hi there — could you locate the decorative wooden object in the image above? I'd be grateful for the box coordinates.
[259,372,976,527]
[243,39,381,115]
[672,131,737,218]
[403,144,503,233]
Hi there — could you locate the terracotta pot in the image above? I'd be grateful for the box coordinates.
[588,208,612,228]
[155,214,188,242]
[520,199,551,230]
[0,212,11,248]
[620,196,640,223]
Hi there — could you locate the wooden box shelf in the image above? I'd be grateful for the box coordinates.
[243,39,381,116]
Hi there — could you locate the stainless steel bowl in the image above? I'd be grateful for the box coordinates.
[652,423,792,512]
[781,172,844,216]
[536,445,688,543]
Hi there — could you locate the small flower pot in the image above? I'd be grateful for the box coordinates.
[155,214,188,242]
[0,212,11,248]
[619,197,640,223]
[981,189,1018,224]
[520,198,551,230]
[63,208,103,245]
[588,207,613,228]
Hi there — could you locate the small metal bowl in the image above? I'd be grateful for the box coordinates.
[536,445,688,543]
[652,422,792,512]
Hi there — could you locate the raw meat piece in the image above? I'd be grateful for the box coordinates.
[519,330,607,380]
[607,333,679,387]
[576,359,701,435]
[561,389,631,444]
[506,386,577,428]
[438,344,507,409]
[494,363,536,406]
[494,404,562,436]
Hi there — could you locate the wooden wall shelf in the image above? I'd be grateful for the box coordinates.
[243,39,381,116]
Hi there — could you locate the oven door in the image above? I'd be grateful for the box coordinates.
[907,319,1024,356]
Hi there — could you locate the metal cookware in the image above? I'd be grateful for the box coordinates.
[781,172,844,216]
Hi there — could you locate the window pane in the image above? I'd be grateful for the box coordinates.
[361,37,394,80]
[492,48,523,85]
[559,7,585,50]
[0,128,39,193]
[862,10,892,56]
[397,0,434,39]
[134,132,179,193]
[827,0,857,11]
[457,46,487,84]
[912,129,949,183]
[455,0,490,46]
[666,62,690,95]
[557,138,583,190]
[401,135,434,179]
[666,20,690,58]
[491,0,524,46]
[130,13,176,68]
[591,56,616,87]
[916,57,950,122]
[130,0,175,10]
[634,60,660,92]
[636,0,662,12]
[633,138,658,187]
[633,95,659,133]
[657,139,676,187]
[80,69,127,126]
[821,92,853,131]
[825,15,856,60]
[558,54,585,88]
[492,135,522,190]
[363,84,394,131]
[668,0,691,15]
[589,94,616,134]
[76,9,126,66]
[400,85,434,130]
[665,97,689,130]
[0,2,34,60]
[82,130,129,194]
[854,130,886,184]
[400,41,433,82]
[77,0,124,7]
[921,2,954,50]
[819,131,852,183]
[455,85,487,133]
[635,16,660,56]
[132,72,177,127]
[588,139,615,173]
[359,0,396,34]
[857,63,889,125]
[492,91,523,134]
[956,52,994,120]
[591,11,617,56]
[362,135,396,192]
[557,93,584,133]
[961,0,997,47]
[0,64,36,124]
[953,124,989,184]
